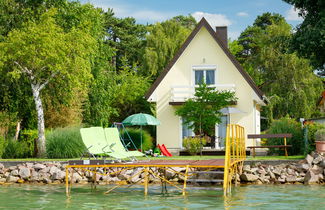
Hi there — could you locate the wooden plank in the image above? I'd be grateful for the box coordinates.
[247,133,292,138]
[247,145,292,148]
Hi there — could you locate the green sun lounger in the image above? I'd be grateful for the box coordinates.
[104,127,145,157]
[80,127,128,159]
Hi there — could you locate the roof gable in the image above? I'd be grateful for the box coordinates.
[145,17,265,101]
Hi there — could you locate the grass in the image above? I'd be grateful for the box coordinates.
[0,155,305,162]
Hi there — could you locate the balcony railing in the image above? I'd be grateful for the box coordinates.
[170,84,236,102]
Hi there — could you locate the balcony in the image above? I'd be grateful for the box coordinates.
[170,84,236,105]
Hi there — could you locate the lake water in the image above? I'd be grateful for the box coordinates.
[0,184,324,209]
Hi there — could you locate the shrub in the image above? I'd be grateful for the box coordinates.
[304,123,325,153]
[0,135,5,158]
[121,128,153,151]
[20,129,38,157]
[315,129,325,141]
[265,117,303,155]
[183,137,207,155]
[2,139,32,158]
[46,127,86,158]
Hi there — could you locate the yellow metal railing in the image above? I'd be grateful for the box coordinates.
[223,124,246,196]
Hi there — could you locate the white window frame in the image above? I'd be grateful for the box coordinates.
[192,65,217,87]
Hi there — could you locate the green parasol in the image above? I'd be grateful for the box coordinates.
[122,113,160,151]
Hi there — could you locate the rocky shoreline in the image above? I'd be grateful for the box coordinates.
[239,152,325,185]
[0,152,324,185]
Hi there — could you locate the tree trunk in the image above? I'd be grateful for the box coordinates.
[31,83,46,158]
[14,120,21,141]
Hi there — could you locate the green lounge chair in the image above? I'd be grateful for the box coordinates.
[104,127,145,157]
[80,127,128,159]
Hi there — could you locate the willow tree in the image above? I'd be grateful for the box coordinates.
[0,10,96,157]
[142,19,193,80]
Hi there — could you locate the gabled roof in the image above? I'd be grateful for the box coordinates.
[145,17,265,101]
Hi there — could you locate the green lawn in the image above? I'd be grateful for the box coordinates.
[0,155,305,162]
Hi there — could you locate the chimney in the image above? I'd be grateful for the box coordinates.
[215,26,228,47]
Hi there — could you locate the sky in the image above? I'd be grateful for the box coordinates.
[80,0,303,40]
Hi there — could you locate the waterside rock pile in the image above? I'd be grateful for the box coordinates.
[240,152,325,184]
[0,162,186,184]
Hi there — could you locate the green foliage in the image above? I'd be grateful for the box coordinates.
[0,135,5,158]
[103,9,147,71]
[171,15,197,29]
[19,129,38,157]
[284,0,325,74]
[121,128,153,151]
[304,123,325,153]
[265,117,303,155]
[2,139,33,159]
[84,57,151,126]
[314,128,325,142]
[175,83,236,136]
[234,12,323,121]
[183,137,207,155]
[46,127,86,158]
[142,19,192,80]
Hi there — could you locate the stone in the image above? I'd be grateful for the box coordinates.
[240,173,259,182]
[286,175,297,182]
[52,180,62,184]
[306,154,314,165]
[34,163,46,170]
[0,178,6,183]
[243,165,250,171]
[10,170,19,176]
[79,177,88,184]
[7,175,19,183]
[257,169,266,176]
[0,163,4,169]
[4,172,9,178]
[39,172,50,181]
[52,171,66,180]
[18,167,31,179]
[110,177,120,183]
[117,173,129,181]
[312,155,323,165]
[8,166,17,171]
[311,165,323,175]
[304,170,319,184]
[297,164,309,172]
[296,177,304,182]
[30,170,39,181]
[277,177,285,183]
[256,179,263,185]
[72,173,82,183]
[268,171,276,180]
[26,163,34,168]
[39,167,50,173]
[287,168,295,175]
[49,166,59,176]
[273,168,281,176]
[317,160,325,168]
[43,178,52,184]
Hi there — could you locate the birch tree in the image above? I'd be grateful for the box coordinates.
[0,10,96,157]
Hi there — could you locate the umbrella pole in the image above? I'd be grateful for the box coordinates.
[141,125,143,152]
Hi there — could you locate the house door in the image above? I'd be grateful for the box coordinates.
[215,115,228,149]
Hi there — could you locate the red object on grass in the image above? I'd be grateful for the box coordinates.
[158,144,172,157]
